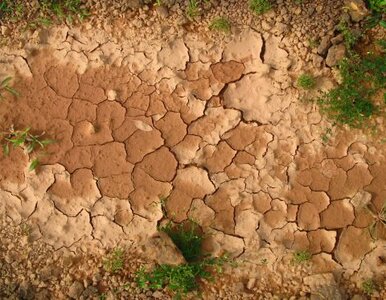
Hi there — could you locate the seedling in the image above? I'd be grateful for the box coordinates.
[362,278,376,295]
[209,17,231,33]
[297,73,316,90]
[20,223,31,236]
[40,0,89,23]
[0,126,55,171]
[28,17,52,29]
[103,248,124,273]
[160,221,203,262]
[249,0,271,15]
[337,19,360,53]
[137,256,228,299]
[186,0,199,19]
[137,220,232,299]
[321,127,333,144]
[317,51,385,128]
[307,38,319,49]
[0,0,12,14]
[154,0,163,6]
[292,250,312,264]
[0,76,19,100]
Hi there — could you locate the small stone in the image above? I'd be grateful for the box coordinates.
[345,0,369,22]
[1,26,10,36]
[152,291,164,298]
[331,34,344,45]
[156,6,169,18]
[67,281,84,299]
[107,90,117,101]
[246,278,256,290]
[317,36,331,56]
[326,44,346,67]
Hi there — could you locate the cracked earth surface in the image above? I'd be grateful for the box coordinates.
[0,13,386,299]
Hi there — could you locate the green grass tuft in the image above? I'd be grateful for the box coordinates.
[186,0,199,19]
[0,126,55,171]
[138,220,231,298]
[316,51,386,128]
[103,248,124,273]
[209,17,231,33]
[337,19,361,52]
[292,250,312,264]
[0,76,19,100]
[0,0,88,28]
[297,73,316,90]
[249,0,271,15]
[160,221,203,263]
[362,278,377,295]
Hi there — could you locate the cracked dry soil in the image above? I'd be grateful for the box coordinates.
[0,2,386,300]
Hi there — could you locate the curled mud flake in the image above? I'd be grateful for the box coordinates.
[44,66,79,98]
[75,83,107,104]
[155,112,187,147]
[335,226,373,269]
[297,202,320,231]
[93,142,133,178]
[137,147,177,182]
[157,39,189,71]
[307,229,336,254]
[320,199,355,229]
[125,129,164,164]
[49,168,101,216]
[98,173,134,199]
[68,99,98,125]
[211,61,245,84]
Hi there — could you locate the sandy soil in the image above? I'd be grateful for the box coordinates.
[0,0,385,299]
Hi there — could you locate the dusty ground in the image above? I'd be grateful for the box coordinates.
[0,0,385,299]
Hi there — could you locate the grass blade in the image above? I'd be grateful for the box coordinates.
[4,86,19,97]
[2,143,9,156]
[1,76,12,88]
[29,158,39,171]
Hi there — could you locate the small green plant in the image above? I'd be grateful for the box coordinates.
[138,220,231,299]
[362,278,377,295]
[0,1,24,21]
[316,51,385,128]
[20,223,31,236]
[366,0,386,29]
[154,0,163,6]
[297,73,316,90]
[337,19,360,52]
[0,0,12,15]
[137,255,229,299]
[307,38,319,49]
[0,76,19,100]
[98,294,107,300]
[160,221,203,262]
[368,0,386,12]
[292,250,312,264]
[0,127,55,171]
[40,0,89,23]
[186,0,199,19]
[103,248,124,273]
[321,127,333,144]
[2,1,88,28]
[209,17,231,33]
[249,0,271,15]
